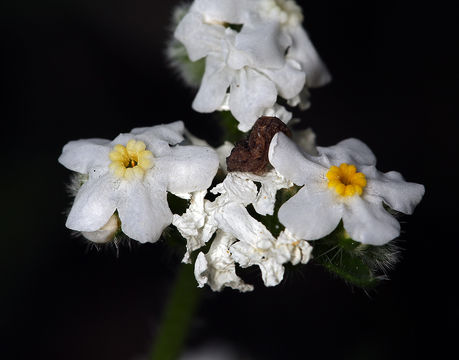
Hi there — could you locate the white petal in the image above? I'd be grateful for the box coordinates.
[287,26,331,87]
[364,168,425,215]
[117,180,172,243]
[66,174,118,232]
[216,141,234,173]
[81,213,120,244]
[194,252,209,288]
[128,122,185,157]
[231,240,286,287]
[209,172,258,206]
[192,56,234,113]
[269,132,325,185]
[277,229,313,265]
[235,20,289,69]
[213,203,275,253]
[172,191,217,263]
[195,230,253,292]
[174,12,226,61]
[278,186,343,240]
[262,103,292,124]
[317,138,377,167]
[156,145,219,194]
[191,0,254,24]
[260,58,306,99]
[131,121,184,145]
[58,138,111,174]
[242,169,292,216]
[213,202,287,287]
[229,68,277,131]
[342,196,401,245]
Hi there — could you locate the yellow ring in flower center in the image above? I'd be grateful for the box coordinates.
[108,139,154,180]
[326,163,367,197]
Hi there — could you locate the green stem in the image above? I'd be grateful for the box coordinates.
[150,263,201,360]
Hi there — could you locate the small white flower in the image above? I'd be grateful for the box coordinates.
[269,132,425,245]
[174,2,308,131]
[59,121,219,244]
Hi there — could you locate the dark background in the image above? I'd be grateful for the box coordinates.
[1,0,457,359]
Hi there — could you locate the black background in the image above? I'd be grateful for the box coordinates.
[1,1,457,359]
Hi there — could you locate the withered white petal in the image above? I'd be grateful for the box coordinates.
[195,230,253,292]
[173,191,217,263]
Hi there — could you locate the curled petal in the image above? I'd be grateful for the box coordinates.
[195,230,253,292]
[277,229,313,266]
[317,138,377,168]
[173,191,217,263]
[343,196,401,245]
[210,172,258,206]
[231,241,286,287]
[364,168,425,215]
[241,169,292,216]
[66,174,118,232]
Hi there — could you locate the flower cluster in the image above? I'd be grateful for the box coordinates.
[59,0,424,292]
[172,0,330,131]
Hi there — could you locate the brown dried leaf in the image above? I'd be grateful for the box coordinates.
[226,116,291,174]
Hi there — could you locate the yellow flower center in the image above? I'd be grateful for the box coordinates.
[108,139,154,180]
[326,163,367,197]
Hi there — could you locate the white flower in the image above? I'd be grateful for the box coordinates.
[174,1,330,129]
[58,121,219,244]
[174,2,308,131]
[269,132,425,245]
[195,230,253,292]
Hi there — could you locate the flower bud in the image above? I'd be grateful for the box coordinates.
[81,213,120,244]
